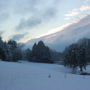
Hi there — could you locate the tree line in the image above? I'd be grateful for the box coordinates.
[0,36,90,72]
[0,37,22,62]
[63,38,90,72]
[0,37,54,63]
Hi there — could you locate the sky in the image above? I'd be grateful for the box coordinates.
[0,0,90,42]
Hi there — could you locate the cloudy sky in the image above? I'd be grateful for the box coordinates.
[0,0,90,42]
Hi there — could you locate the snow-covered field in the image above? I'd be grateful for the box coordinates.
[0,61,90,90]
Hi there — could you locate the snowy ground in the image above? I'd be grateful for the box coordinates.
[0,61,90,90]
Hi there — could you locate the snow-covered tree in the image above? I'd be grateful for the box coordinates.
[63,40,87,72]
[31,41,52,63]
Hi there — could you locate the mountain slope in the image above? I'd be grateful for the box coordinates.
[25,15,90,52]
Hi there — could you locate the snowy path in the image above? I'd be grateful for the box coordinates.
[0,61,90,90]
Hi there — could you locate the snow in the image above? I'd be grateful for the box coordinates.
[0,61,90,90]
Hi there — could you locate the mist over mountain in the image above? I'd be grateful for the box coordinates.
[25,15,90,52]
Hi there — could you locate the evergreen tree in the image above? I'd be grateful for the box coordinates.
[64,43,87,72]
[7,40,19,61]
[31,41,52,63]
[0,37,6,60]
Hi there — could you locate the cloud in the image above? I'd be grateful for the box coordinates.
[65,9,79,17]
[14,0,39,14]
[65,15,90,30]
[43,7,57,19]
[16,7,57,31]
[0,0,10,11]
[64,4,90,21]
[0,31,4,36]
[26,15,90,51]
[0,0,58,32]
[0,0,12,23]
[11,33,27,41]
[80,5,90,11]
[0,12,10,23]
[86,0,90,2]
[16,17,42,30]
[12,0,57,15]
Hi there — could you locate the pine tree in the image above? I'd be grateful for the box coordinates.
[31,41,52,63]
[0,37,6,60]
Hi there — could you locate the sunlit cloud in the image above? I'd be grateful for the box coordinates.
[64,4,90,22]
[65,9,79,17]
[0,0,89,42]
[26,15,90,51]
[80,5,90,11]
[35,23,71,38]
